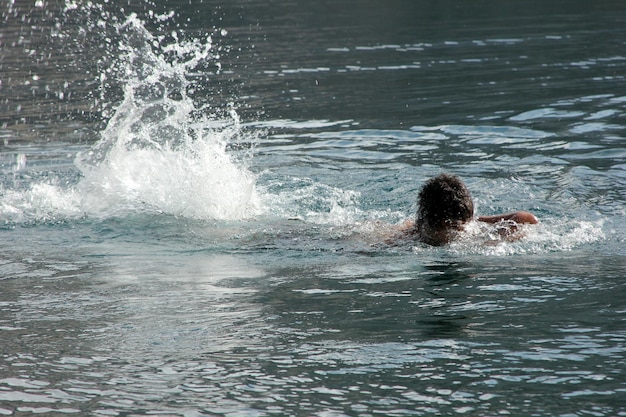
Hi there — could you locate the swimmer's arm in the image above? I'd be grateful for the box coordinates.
[478,211,538,242]
[478,211,539,225]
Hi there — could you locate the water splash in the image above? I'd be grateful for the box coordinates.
[72,14,262,220]
[0,11,262,223]
[63,15,259,219]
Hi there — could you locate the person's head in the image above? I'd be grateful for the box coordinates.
[416,173,474,245]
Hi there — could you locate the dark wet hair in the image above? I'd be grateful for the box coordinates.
[416,173,474,234]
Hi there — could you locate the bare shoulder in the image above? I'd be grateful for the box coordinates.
[383,219,418,245]
[392,219,418,240]
[397,219,417,232]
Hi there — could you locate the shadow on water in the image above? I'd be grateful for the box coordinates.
[253,256,483,344]
[415,261,477,338]
[252,246,626,348]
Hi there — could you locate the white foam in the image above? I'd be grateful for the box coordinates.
[0,184,82,224]
[71,14,262,220]
[76,137,260,220]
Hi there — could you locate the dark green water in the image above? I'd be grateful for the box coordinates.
[1,0,625,415]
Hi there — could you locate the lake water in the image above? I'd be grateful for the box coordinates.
[1,0,625,415]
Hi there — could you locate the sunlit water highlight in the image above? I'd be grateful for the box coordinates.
[1,1,625,416]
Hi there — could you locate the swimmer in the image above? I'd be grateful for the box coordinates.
[397,173,538,246]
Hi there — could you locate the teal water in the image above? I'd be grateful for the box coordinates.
[1,1,625,416]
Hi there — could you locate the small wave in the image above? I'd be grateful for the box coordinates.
[259,176,364,225]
